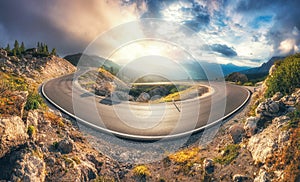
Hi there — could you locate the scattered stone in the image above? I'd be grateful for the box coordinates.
[244,116,260,136]
[0,116,28,158]
[229,124,245,143]
[280,95,296,106]
[278,131,290,144]
[272,115,290,128]
[271,92,283,101]
[254,169,269,182]
[58,137,74,154]
[136,92,151,102]
[26,110,39,128]
[233,174,248,182]
[203,158,214,174]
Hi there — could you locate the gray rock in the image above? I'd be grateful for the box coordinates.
[136,92,150,102]
[58,138,74,154]
[244,116,260,136]
[0,116,28,158]
[256,99,280,118]
[149,86,168,97]
[203,158,214,174]
[229,124,245,143]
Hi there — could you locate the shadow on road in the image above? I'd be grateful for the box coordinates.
[99,97,121,105]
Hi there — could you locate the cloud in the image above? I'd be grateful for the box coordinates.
[0,0,144,55]
[235,0,300,56]
[210,44,237,57]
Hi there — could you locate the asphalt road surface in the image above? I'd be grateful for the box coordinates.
[42,73,250,140]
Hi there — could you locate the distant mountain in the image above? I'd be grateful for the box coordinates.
[64,53,120,74]
[183,61,251,79]
[241,57,284,75]
[220,63,251,76]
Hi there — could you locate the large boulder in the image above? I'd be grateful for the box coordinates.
[58,137,74,154]
[229,124,245,143]
[11,145,46,182]
[136,92,151,102]
[0,116,28,158]
[244,116,260,136]
[255,99,282,118]
[247,134,276,164]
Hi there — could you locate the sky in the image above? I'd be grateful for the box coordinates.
[0,0,300,67]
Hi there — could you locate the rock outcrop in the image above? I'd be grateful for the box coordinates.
[244,116,260,137]
[229,124,245,143]
[10,144,46,182]
[136,92,151,102]
[0,116,28,158]
[0,49,75,80]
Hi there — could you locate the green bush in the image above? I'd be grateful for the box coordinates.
[25,91,45,110]
[27,125,36,137]
[214,144,240,165]
[265,53,300,98]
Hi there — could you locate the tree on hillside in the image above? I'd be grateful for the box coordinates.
[20,42,25,53]
[50,48,57,56]
[13,40,20,56]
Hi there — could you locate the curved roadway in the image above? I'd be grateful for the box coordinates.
[42,73,250,140]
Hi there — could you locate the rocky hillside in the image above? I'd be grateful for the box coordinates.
[0,49,124,181]
[0,49,75,81]
[0,46,299,182]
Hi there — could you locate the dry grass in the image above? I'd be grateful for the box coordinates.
[44,111,65,127]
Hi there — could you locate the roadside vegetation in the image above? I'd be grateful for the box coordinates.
[265,53,300,97]
[0,72,46,117]
[214,144,240,165]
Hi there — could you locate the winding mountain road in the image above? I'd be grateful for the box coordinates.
[42,73,250,140]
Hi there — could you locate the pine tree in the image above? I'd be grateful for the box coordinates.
[20,42,25,53]
[13,40,20,56]
[43,44,48,55]
[37,42,40,52]
[14,40,19,51]
[50,48,57,56]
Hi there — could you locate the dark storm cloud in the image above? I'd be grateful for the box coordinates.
[0,0,88,55]
[236,0,300,55]
[210,44,237,57]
